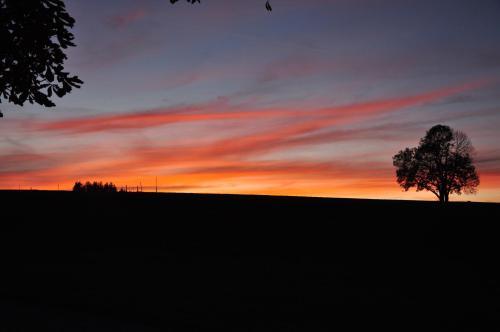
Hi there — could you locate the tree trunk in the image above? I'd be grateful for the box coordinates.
[438,188,446,203]
[437,181,450,203]
[438,189,449,203]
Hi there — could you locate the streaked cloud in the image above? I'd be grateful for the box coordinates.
[108,8,148,28]
[2,0,500,202]
[31,79,488,135]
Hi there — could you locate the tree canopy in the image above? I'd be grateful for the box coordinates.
[0,0,83,117]
[0,0,274,118]
[170,0,273,11]
[393,125,479,203]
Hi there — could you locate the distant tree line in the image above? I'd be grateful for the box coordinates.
[73,181,117,193]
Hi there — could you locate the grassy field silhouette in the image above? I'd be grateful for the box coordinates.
[1,190,500,330]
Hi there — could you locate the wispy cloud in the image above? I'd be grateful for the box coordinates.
[31,100,292,134]
[258,54,334,83]
[108,8,148,28]
[2,78,497,200]
[32,79,488,135]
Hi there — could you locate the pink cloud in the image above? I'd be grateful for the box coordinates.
[4,78,496,200]
[108,8,147,28]
[258,55,334,83]
[32,100,294,134]
[33,79,488,136]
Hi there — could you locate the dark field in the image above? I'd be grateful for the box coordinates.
[1,190,500,331]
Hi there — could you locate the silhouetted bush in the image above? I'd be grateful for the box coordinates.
[73,181,117,193]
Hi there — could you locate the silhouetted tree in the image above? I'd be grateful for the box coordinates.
[73,181,83,192]
[73,181,117,193]
[170,0,273,11]
[1,0,273,118]
[0,0,83,117]
[393,124,479,203]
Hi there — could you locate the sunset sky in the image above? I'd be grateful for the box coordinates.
[1,0,500,201]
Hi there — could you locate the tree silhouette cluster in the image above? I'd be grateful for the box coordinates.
[0,0,83,117]
[393,124,479,203]
[73,181,118,193]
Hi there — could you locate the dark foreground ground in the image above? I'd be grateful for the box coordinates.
[1,190,500,331]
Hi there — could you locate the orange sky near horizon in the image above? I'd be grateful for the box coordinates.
[1,0,500,202]
[2,79,500,202]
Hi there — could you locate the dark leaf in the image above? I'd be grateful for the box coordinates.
[18,91,29,104]
[53,86,65,98]
[266,1,272,11]
[46,67,54,82]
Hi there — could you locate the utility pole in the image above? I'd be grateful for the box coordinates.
[155,176,158,193]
